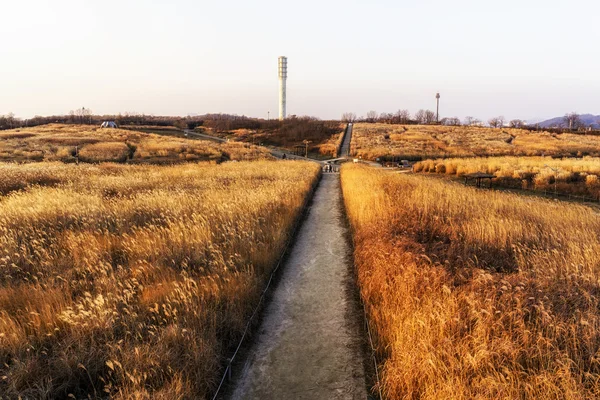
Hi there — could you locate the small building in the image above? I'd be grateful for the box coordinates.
[100,121,118,128]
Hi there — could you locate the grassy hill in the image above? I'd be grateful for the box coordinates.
[202,119,344,159]
[351,123,600,160]
[538,114,600,129]
[0,124,272,164]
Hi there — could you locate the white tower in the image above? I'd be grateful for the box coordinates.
[278,56,287,120]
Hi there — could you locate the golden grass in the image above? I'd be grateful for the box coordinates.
[0,160,320,399]
[341,164,600,399]
[314,129,345,157]
[415,156,600,199]
[351,123,600,160]
[217,123,345,158]
[0,124,272,163]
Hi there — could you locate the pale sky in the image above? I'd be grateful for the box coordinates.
[2,0,599,122]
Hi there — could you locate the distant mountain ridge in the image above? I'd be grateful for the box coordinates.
[536,114,600,128]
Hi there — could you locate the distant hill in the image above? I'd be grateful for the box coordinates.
[537,114,600,128]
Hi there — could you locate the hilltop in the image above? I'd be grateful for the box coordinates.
[537,114,600,128]
[0,124,271,163]
[350,123,600,160]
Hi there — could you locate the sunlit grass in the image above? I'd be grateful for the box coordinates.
[414,156,600,199]
[341,164,600,399]
[0,124,272,163]
[0,160,319,399]
[351,123,600,160]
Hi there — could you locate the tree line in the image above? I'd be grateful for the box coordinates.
[0,110,259,131]
[341,110,599,132]
[2,108,598,134]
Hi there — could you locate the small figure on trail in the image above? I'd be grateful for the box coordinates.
[282,153,287,159]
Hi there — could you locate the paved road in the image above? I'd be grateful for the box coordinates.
[229,174,368,400]
[340,123,353,157]
[183,129,228,143]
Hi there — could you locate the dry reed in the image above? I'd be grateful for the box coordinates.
[341,164,600,399]
[0,124,272,163]
[414,156,600,199]
[0,160,319,399]
[351,123,600,160]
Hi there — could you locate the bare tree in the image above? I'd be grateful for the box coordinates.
[488,117,500,128]
[414,109,436,124]
[563,112,582,130]
[464,116,483,126]
[6,112,15,129]
[366,110,378,123]
[341,112,357,123]
[395,109,411,124]
[424,110,436,124]
[488,116,505,128]
[443,117,461,126]
[379,112,394,124]
[509,119,525,128]
[73,107,93,124]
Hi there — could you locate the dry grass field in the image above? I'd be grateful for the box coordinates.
[415,156,600,199]
[0,161,319,399]
[351,123,600,160]
[0,124,271,163]
[209,121,344,158]
[342,164,600,399]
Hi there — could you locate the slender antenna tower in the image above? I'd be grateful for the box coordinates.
[278,56,287,120]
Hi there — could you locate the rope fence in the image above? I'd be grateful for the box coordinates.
[490,182,600,203]
[362,304,384,399]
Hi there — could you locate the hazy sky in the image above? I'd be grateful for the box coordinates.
[2,0,599,121]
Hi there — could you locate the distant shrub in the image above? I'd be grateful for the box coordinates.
[79,142,130,163]
[587,174,599,187]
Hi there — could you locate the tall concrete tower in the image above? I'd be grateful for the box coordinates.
[278,56,287,120]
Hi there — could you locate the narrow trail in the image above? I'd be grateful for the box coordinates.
[340,123,353,157]
[229,173,368,400]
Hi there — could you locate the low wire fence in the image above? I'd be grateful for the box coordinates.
[490,181,600,203]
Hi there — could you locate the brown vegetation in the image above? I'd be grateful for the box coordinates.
[342,164,600,399]
[351,123,600,160]
[414,156,600,200]
[208,118,344,158]
[0,124,272,164]
[0,161,319,399]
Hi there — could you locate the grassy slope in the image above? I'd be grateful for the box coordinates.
[206,122,345,158]
[0,124,272,163]
[351,123,600,160]
[0,161,319,399]
[414,156,600,199]
[342,164,600,399]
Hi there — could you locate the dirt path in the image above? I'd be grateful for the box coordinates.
[229,173,368,400]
